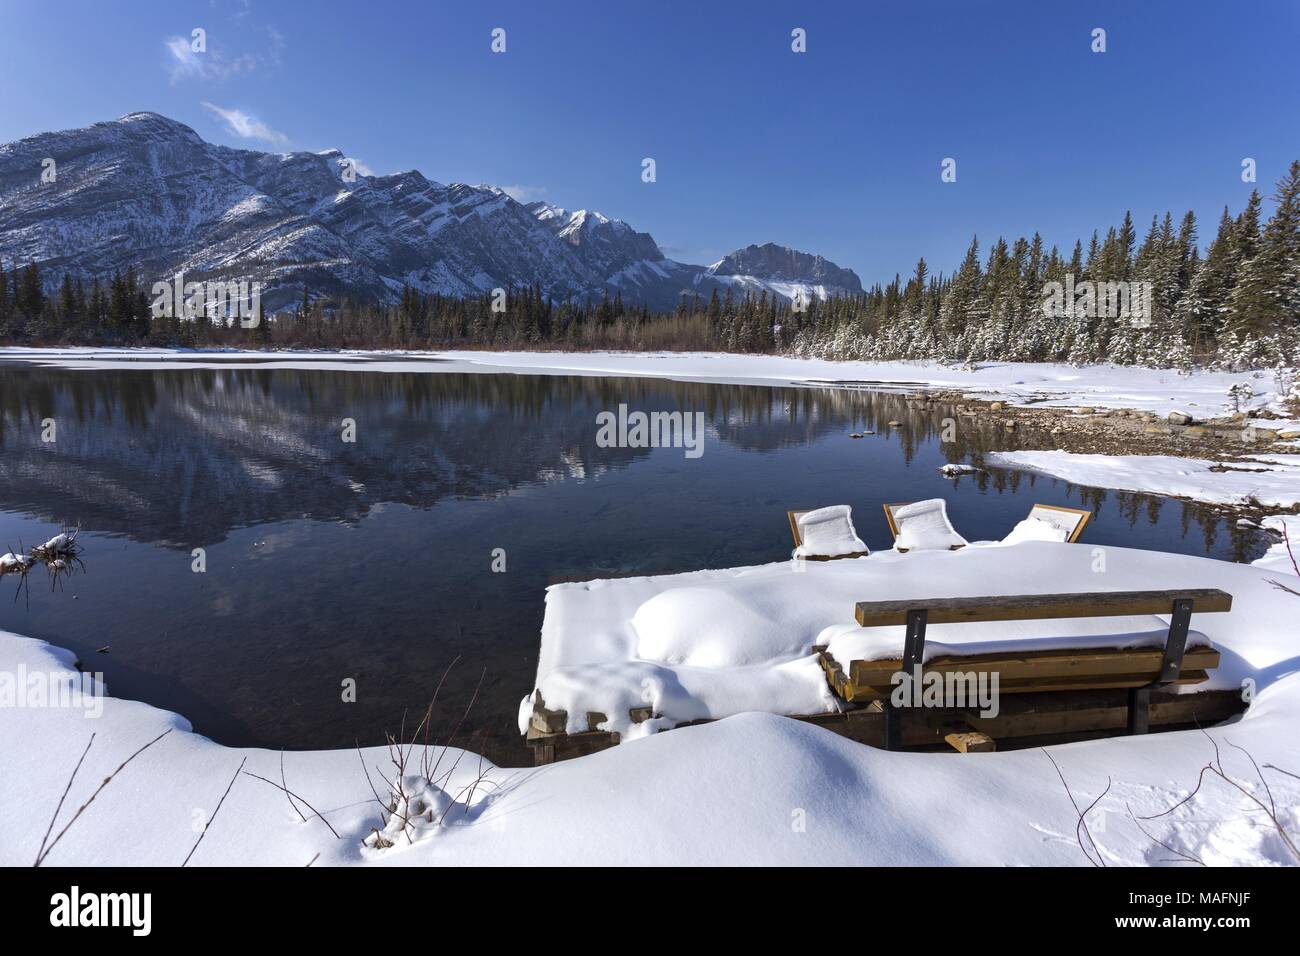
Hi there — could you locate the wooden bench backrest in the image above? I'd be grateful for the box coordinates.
[787,509,871,561]
[1026,503,1092,543]
[881,500,968,552]
[787,509,809,547]
[882,502,1093,544]
[881,503,902,539]
[855,588,1232,627]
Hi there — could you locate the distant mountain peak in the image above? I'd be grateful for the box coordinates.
[0,112,864,311]
[524,200,565,219]
[110,111,204,141]
[116,110,191,128]
[708,242,863,292]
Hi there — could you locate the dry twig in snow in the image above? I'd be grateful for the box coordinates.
[182,756,247,866]
[35,728,173,867]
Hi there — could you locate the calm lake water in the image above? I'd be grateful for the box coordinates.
[0,365,1271,764]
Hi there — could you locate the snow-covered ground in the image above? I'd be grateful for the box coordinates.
[1255,516,1300,575]
[986,450,1300,509]
[3,541,1299,866]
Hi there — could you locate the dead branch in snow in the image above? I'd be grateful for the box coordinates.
[35,728,173,867]
[183,756,247,866]
[280,749,306,823]
[1042,748,1109,866]
[238,770,341,839]
[1138,730,1299,864]
[1268,522,1300,597]
[1125,801,1205,866]
[35,733,95,865]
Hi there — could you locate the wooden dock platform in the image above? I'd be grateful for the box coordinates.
[524,683,1246,764]
[523,559,1245,766]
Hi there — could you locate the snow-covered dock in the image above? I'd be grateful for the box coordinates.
[519,541,1271,762]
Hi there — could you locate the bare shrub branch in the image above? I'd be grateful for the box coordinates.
[183,756,247,867]
[280,749,306,823]
[35,733,95,865]
[239,770,341,839]
[1042,748,1108,867]
[1139,731,1298,864]
[35,728,172,867]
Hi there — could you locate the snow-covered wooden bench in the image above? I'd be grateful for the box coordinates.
[787,507,871,561]
[882,499,968,551]
[882,500,1093,551]
[819,587,1233,751]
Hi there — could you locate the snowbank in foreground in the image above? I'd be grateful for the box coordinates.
[985,450,1300,509]
[3,346,1295,423]
[3,581,1298,866]
[4,543,1300,866]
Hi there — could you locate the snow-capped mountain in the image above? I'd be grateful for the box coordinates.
[0,113,862,311]
[703,243,863,302]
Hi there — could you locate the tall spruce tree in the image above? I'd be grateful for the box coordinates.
[1226,190,1269,340]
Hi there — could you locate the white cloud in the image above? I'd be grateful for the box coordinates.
[165,37,206,80]
[500,184,548,203]
[264,26,286,66]
[163,34,264,83]
[201,102,287,144]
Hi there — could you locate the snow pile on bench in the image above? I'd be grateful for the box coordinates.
[633,583,809,667]
[820,614,1210,667]
[1000,515,1070,545]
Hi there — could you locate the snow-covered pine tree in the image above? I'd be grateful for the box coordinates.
[1239,161,1300,339]
[939,236,980,345]
[1225,191,1264,339]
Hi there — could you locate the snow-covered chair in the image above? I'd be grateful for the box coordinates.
[1000,504,1091,544]
[787,506,870,561]
[882,499,968,552]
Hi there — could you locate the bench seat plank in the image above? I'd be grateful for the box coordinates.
[819,646,1219,703]
[849,645,1221,685]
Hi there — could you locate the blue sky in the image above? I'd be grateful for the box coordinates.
[3,0,1298,284]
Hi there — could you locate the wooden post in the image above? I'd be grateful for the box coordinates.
[1127,687,1151,735]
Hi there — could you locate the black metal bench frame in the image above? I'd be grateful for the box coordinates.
[877,590,1225,751]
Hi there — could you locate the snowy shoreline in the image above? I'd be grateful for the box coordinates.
[985,450,1300,511]
[8,345,1297,516]
[2,345,1296,419]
